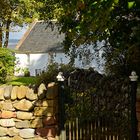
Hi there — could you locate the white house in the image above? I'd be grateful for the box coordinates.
[15,21,71,76]
[15,20,103,76]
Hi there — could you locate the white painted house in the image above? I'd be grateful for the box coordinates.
[15,20,103,76]
[15,21,71,76]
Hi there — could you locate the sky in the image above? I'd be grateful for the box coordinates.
[9,25,28,40]
[8,26,28,49]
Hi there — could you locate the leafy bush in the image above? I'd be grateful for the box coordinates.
[36,63,75,86]
[0,48,15,83]
[23,68,30,77]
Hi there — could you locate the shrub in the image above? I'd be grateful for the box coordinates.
[36,63,75,86]
[0,48,15,83]
[23,68,30,77]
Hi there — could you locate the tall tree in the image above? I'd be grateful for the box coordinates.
[0,0,41,48]
[36,0,140,76]
[103,0,140,76]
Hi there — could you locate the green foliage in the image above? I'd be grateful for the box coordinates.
[0,0,40,25]
[65,70,130,138]
[0,48,15,83]
[36,0,140,77]
[0,65,7,83]
[36,63,75,86]
[23,68,30,77]
[37,63,59,85]
[0,0,43,48]
[103,0,140,76]
[36,0,117,47]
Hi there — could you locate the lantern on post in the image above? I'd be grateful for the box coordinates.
[129,71,138,140]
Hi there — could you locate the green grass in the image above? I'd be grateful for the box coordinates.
[7,76,37,86]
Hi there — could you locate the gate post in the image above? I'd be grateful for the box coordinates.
[57,72,66,140]
[129,71,138,140]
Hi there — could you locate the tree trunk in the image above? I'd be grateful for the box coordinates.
[4,20,11,48]
[0,25,2,48]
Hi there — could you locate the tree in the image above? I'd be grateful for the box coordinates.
[36,0,140,76]
[101,0,140,75]
[0,48,15,83]
[0,0,41,48]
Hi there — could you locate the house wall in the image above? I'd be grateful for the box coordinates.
[15,53,70,76]
[15,52,103,77]
[15,54,29,76]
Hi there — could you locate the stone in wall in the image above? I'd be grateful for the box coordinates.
[30,118,43,128]
[7,127,19,136]
[12,136,24,140]
[11,86,18,100]
[26,88,38,100]
[0,118,15,127]
[13,99,33,111]
[38,83,47,99]
[23,136,47,140]
[0,87,5,100]
[0,102,2,110]
[19,129,35,139]
[47,137,57,140]
[0,137,13,140]
[0,83,58,140]
[2,100,15,111]
[17,111,33,120]
[46,83,58,99]
[15,120,30,128]
[0,127,7,136]
[4,85,12,100]
[35,99,54,107]
[34,107,54,117]
[17,85,28,99]
[1,110,16,119]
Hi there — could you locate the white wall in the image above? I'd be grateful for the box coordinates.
[53,53,70,64]
[29,54,49,76]
[15,51,103,77]
[15,54,29,76]
[15,53,70,76]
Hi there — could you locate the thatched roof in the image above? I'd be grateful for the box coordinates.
[16,21,65,53]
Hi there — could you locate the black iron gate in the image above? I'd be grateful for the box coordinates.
[58,69,138,140]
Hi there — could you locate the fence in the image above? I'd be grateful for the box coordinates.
[65,118,128,140]
[64,89,130,140]
[58,69,132,140]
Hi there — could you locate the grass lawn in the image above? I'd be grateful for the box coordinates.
[7,76,37,86]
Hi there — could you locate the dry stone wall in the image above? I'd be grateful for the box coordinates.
[0,82,58,140]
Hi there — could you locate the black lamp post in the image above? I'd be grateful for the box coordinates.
[56,72,66,140]
[129,71,138,140]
